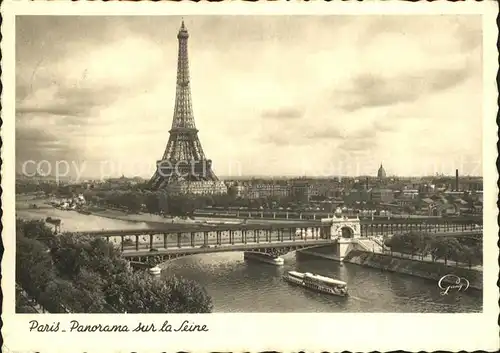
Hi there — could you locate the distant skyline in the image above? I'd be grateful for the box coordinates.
[16,16,483,179]
[15,173,484,183]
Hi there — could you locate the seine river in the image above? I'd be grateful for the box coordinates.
[17,202,482,313]
[161,253,481,313]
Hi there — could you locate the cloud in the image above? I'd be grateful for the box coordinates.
[334,66,472,112]
[259,124,307,146]
[16,127,60,147]
[337,136,377,153]
[372,121,394,133]
[261,107,303,120]
[13,15,483,177]
[453,17,483,52]
[305,126,345,140]
[15,126,77,167]
[17,85,123,122]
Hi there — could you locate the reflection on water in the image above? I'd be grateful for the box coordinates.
[161,253,482,313]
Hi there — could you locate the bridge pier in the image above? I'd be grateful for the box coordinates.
[319,214,362,261]
[335,239,353,262]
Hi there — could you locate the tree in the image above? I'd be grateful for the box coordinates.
[430,237,448,264]
[443,237,463,267]
[72,269,108,312]
[17,219,55,240]
[16,286,39,313]
[17,215,214,313]
[123,192,144,213]
[460,245,475,269]
[162,275,213,313]
[384,236,394,255]
[50,233,130,280]
[385,234,406,255]
[473,243,483,266]
[39,279,80,313]
[50,234,90,278]
[144,192,161,214]
[16,236,56,298]
[419,233,435,259]
[402,205,415,215]
[407,232,423,259]
[115,272,213,313]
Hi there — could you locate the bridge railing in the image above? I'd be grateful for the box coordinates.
[121,238,336,258]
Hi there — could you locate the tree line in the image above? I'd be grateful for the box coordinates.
[82,188,310,216]
[383,231,482,268]
[16,219,213,313]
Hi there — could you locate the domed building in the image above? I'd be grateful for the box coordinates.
[377,163,387,179]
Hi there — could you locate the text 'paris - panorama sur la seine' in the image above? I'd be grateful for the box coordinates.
[28,320,209,333]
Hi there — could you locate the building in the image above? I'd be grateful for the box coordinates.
[166,180,227,196]
[244,182,291,199]
[370,188,394,203]
[377,163,387,179]
[231,182,247,198]
[290,180,310,202]
[402,189,419,198]
[394,193,416,207]
[344,189,371,205]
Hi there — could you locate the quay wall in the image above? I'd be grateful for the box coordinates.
[342,250,483,291]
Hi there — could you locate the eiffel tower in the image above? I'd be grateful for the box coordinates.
[150,21,220,191]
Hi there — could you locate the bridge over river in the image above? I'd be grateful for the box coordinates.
[62,217,482,263]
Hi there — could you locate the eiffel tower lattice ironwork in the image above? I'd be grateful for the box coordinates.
[149,21,219,189]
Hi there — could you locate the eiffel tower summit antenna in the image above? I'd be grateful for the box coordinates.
[149,21,221,192]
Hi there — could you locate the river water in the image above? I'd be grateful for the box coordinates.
[16,201,482,313]
[160,253,481,313]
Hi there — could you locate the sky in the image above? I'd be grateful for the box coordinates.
[15,15,483,180]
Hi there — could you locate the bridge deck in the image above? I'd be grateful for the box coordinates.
[194,210,482,223]
[68,224,482,238]
[70,221,323,237]
[121,238,334,257]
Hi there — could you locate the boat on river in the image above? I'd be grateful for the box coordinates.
[283,271,348,297]
[148,266,162,276]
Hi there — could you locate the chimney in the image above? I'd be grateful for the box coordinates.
[455,169,459,191]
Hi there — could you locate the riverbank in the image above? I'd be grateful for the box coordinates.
[90,208,308,226]
[297,247,341,262]
[17,198,201,226]
[88,208,194,225]
[16,198,295,234]
[342,249,483,291]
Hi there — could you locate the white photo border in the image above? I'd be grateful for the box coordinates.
[1,0,498,352]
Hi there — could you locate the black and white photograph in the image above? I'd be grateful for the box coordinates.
[2,2,499,352]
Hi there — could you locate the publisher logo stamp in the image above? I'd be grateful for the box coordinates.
[438,274,470,296]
